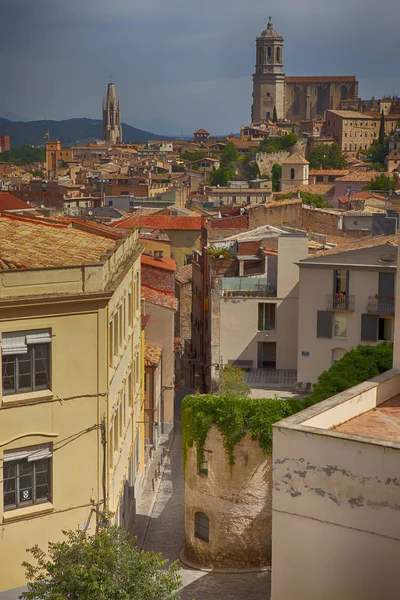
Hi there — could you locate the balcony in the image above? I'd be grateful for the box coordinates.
[326,294,355,311]
[221,277,277,298]
[367,295,395,314]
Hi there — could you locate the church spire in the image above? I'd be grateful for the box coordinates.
[102,82,122,144]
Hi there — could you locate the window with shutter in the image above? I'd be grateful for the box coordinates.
[361,314,378,341]
[317,311,333,338]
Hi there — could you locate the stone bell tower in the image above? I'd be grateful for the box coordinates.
[102,82,122,144]
[251,17,285,123]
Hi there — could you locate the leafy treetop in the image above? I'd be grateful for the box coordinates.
[304,342,393,407]
[258,132,297,154]
[180,150,206,163]
[363,172,397,192]
[0,145,45,166]
[308,143,346,170]
[20,518,181,600]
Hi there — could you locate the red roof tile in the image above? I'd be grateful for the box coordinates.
[114,215,203,231]
[0,192,31,210]
[141,284,178,310]
[211,215,249,229]
[141,253,176,272]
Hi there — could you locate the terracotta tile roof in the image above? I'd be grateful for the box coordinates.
[338,171,380,182]
[0,214,117,270]
[310,169,350,176]
[338,191,385,204]
[113,215,203,231]
[175,264,193,285]
[0,192,31,210]
[334,395,400,443]
[280,153,309,165]
[267,198,302,207]
[285,76,357,83]
[141,253,176,272]
[53,217,125,240]
[144,341,163,367]
[210,215,249,229]
[238,241,261,255]
[310,234,398,258]
[279,184,335,196]
[141,284,178,310]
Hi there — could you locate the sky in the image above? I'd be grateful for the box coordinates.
[0,0,399,135]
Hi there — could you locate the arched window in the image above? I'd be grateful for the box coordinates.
[259,46,263,64]
[276,46,281,63]
[293,87,301,116]
[267,46,272,63]
[290,168,295,180]
[195,512,209,542]
[266,92,270,98]
[266,111,270,120]
[341,86,348,101]
[317,87,324,115]
[332,348,346,364]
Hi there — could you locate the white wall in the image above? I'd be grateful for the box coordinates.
[272,422,400,599]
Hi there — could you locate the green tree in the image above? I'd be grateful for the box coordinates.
[272,105,278,123]
[379,110,386,144]
[258,131,298,154]
[208,167,234,186]
[20,519,181,600]
[220,141,239,170]
[363,173,397,192]
[271,162,282,192]
[0,145,45,166]
[304,343,393,407]
[308,143,346,169]
[180,150,206,162]
[367,137,389,168]
[217,364,251,398]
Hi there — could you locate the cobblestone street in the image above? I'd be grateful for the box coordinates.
[139,389,271,600]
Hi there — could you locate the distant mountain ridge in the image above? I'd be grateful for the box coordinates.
[0,117,168,146]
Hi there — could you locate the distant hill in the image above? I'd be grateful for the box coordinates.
[0,118,168,147]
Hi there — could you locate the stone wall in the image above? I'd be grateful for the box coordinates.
[183,425,273,569]
[256,150,290,176]
[248,199,303,229]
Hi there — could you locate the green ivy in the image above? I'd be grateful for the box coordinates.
[182,395,302,469]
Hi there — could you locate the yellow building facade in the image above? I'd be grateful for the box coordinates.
[0,216,144,593]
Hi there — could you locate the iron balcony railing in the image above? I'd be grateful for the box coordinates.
[367,295,395,314]
[221,277,277,298]
[326,294,355,311]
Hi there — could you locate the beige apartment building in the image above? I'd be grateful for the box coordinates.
[0,215,144,594]
[297,235,397,386]
[191,229,308,392]
[325,109,400,154]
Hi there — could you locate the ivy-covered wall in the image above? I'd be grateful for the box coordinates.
[182,394,302,468]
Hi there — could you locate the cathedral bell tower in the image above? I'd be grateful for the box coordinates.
[251,17,285,123]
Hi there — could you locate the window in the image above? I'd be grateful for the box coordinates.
[266,92,270,98]
[135,427,140,469]
[109,318,114,366]
[128,372,133,409]
[334,315,347,338]
[378,318,393,341]
[276,46,281,63]
[128,289,133,327]
[198,453,208,476]
[258,303,276,331]
[119,305,123,348]
[2,330,51,395]
[113,311,119,355]
[194,512,209,542]
[3,445,51,511]
[108,200,113,206]
[316,175,324,182]
[290,168,295,180]
[266,112,270,120]
[267,46,272,63]
[334,269,348,295]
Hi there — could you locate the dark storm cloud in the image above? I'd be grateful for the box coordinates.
[0,0,399,133]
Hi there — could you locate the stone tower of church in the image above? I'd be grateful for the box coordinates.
[102,83,122,144]
[252,17,285,123]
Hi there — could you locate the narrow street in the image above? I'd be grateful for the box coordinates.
[140,388,271,600]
